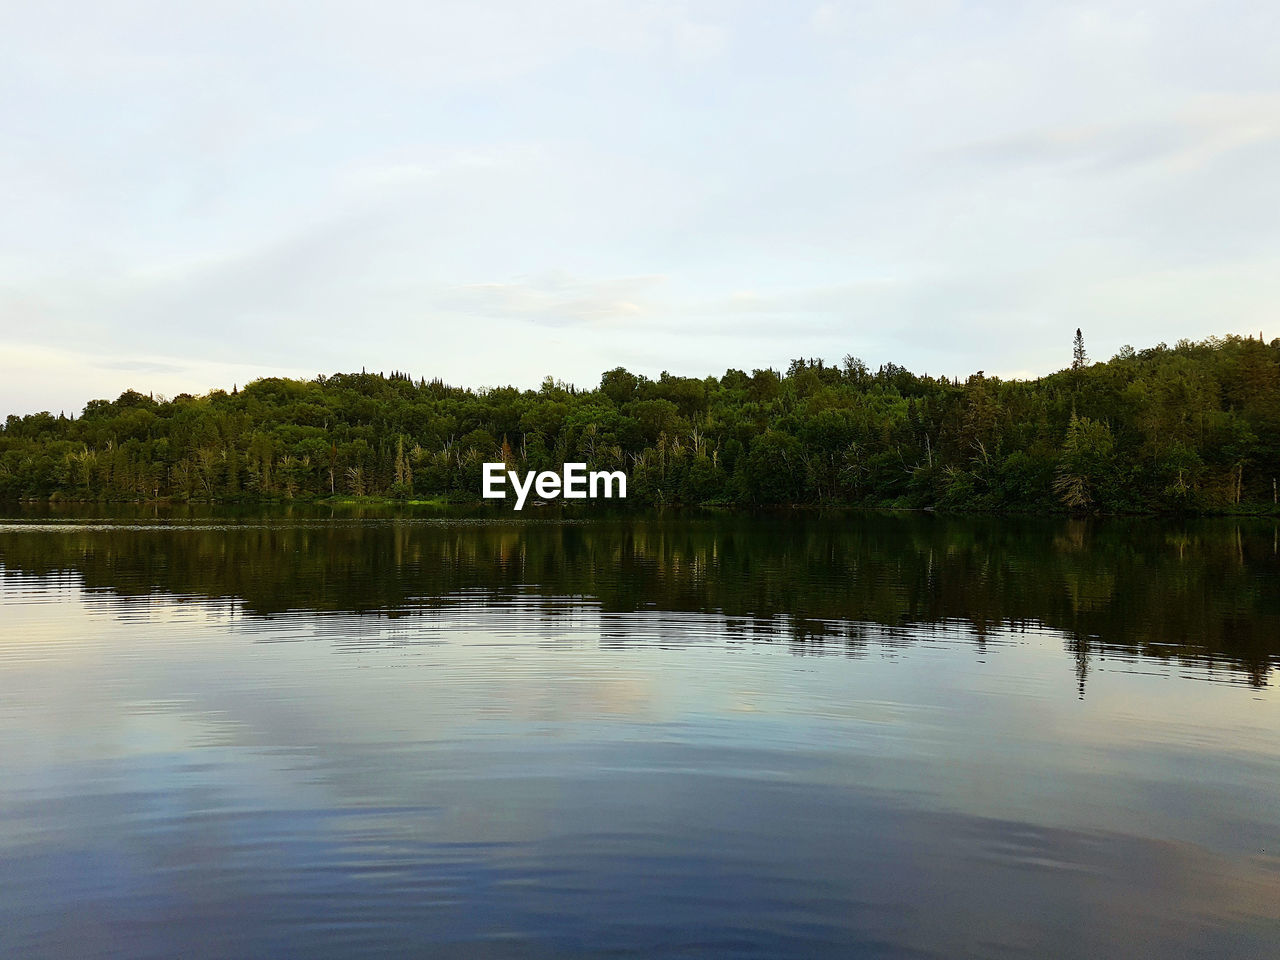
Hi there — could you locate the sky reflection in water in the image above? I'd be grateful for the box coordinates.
[1,511,1278,958]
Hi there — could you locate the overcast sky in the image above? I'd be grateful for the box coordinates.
[2,1,1277,416]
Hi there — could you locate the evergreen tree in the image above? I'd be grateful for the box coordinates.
[2,333,1278,513]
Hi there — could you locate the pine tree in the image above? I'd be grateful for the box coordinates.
[1053,412,1114,511]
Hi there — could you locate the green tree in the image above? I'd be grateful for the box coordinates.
[1053,414,1114,511]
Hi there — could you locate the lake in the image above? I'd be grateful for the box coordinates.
[1,507,1278,958]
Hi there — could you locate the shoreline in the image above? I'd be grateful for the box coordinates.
[4,495,1279,519]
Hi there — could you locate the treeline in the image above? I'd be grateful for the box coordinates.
[2,333,1278,512]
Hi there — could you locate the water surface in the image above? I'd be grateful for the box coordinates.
[1,509,1278,958]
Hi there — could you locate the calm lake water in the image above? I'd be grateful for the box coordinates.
[1,507,1278,958]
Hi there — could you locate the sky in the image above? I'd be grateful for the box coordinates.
[2,1,1278,417]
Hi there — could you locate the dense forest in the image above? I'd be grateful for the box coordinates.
[2,333,1278,513]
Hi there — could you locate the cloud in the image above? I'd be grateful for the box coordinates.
[950,95,1280,176]
[447,274,668,327]
[99,359,186,374]
[0,343,310,417]
[1,1,1278,413]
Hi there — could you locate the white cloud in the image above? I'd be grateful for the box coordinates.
[448,274,667,326]
[0,343,311,417]
[1,1,1278,414]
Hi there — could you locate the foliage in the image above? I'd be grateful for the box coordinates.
[1053,413,1115,511]
[3,336,1279,513]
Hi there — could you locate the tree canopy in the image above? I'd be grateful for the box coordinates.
[3,335,1278,513]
